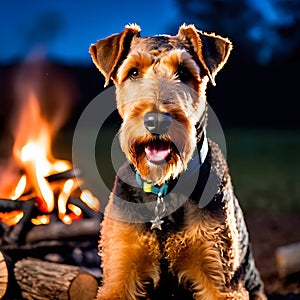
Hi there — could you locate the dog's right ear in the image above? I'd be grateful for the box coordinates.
[89,24,141,87]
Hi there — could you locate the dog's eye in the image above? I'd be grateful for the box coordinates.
[128,68,140,80]
[176,66,192,82]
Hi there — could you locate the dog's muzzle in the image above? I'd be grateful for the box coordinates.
[143,112,173,164]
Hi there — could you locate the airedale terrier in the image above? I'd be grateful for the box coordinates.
[89,24,266,300]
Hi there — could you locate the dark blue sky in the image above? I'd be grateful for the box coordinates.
[1,1,299,65]
[0,0,179,65]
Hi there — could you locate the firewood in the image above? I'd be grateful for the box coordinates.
[0,250,8,298]
[0,198,35,245]
[0,250,20,299]
[25,218,100,244]
[275,242,300,278]
[14,257,98,300]
[45,168,82,183]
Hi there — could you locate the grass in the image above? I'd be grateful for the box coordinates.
[224,129,300,212]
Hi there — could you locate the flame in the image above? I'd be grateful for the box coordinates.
[11,174,27,200]
[68,204,82,216]
[31,215,50,226]
[0,211,24,227]
[61,215,73,225]
[80,190,100,211]
[0,59,100,227]
[58,178,81,224]
[12,91,71,213]
[0,159,26,200]
[21,141,54,212]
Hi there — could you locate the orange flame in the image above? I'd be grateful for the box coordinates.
[0,59,100,227]
[11,174,27,200]
[0,211,24,227]
[58,178,82,224]
[12,91,71,212]
[31,215,50,226]
[80,190,100,211]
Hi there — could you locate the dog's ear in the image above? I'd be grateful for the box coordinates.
[178,24,232,85]
[89,24,141,87]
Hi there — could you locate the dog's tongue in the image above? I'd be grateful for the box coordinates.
[145,141,171,163]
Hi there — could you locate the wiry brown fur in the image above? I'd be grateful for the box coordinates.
[90,24,266,300]
[98,211,161,299]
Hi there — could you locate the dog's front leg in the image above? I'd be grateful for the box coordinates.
[96,217,161,300]
[165,211,249,300]
[166,236,229,300]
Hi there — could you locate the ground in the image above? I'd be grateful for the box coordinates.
[246,212,300,299]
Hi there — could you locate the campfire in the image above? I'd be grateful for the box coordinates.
[0,59,101,299]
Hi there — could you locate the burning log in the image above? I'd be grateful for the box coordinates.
[275,242,300,278]
[0,194,100,247]
[26,218,100,244]
[69,196,99,219]
[0,198,36,245]
[45,168,82,183]
[15,257,98,300]
[0,198,32,210]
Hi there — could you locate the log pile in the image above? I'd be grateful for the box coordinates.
[0,251,99,299]
[0,199,101,299]
[0,197,100,248]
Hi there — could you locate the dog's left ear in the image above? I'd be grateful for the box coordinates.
[89,24,141,87]
[178,24,232,85]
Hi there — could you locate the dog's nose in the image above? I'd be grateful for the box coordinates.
[144,112,172,135]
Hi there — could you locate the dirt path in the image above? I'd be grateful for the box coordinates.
[245,212,300,299]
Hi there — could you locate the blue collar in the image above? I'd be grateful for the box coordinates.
[135,171,169,196]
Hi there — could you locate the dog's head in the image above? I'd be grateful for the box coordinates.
[90,24,232,185]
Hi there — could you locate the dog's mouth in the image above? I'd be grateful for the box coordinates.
[144,139,172,164]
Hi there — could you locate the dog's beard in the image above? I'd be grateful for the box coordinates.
[135,143,183,185]
[119,128,196,186]
[136,154,185,185]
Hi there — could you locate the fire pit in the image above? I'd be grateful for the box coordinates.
[0,60,102,299]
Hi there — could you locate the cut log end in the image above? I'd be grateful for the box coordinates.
[275,242,300,278]
[69,273,98,300]
[0,251,9,298]
[15,257,99,300]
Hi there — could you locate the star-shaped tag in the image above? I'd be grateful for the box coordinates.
[150,216,164,230]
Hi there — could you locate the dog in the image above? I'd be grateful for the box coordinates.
[89,23,266,300]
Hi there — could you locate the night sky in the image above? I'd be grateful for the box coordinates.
[0,0,179,65]
[1,0,299,127]
[2,0,299,65]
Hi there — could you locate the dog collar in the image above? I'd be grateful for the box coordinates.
[135,172,169,196]
[188,129,208,177]
[135,172,169,230]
